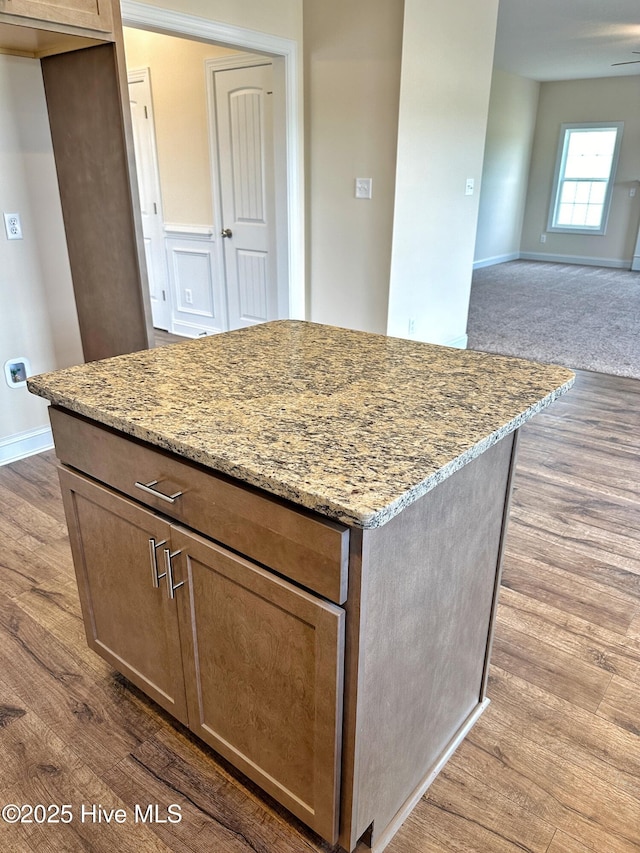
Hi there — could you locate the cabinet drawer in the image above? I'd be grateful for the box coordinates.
[50,407,349,604]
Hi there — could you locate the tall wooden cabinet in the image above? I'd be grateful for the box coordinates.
[0,0,152,361]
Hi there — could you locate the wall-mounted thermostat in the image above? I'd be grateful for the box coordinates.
[4,357,31,388]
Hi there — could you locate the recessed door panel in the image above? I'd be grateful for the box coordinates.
[173,525,344,844]
[59,467,188,723]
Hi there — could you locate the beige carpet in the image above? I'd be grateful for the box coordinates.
[466,260,640,379]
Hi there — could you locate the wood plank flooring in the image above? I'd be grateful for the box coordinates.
[153,329,192,347]
[0,369,638,852]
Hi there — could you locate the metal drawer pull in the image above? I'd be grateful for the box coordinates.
[148,538,167,588]
[135,480,183,504]
[164,548,184,599]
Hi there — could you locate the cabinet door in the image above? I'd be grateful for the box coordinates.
[171,526,345,845]
[59,467,188,724]
[0,0,113,34]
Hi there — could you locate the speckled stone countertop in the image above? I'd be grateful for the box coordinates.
[28,320,574,528]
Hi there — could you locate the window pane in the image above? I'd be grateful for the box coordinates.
[571,204,588,226]
[564,129,617,180]
[574,182,592,203]
[586,205,604,227]
[557,203,575,225]
[589,182,606,204]
[560,181,578,203]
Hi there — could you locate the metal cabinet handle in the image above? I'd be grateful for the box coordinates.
[164,548,184,599]
[148,538,167,588]
[135,480,183,504]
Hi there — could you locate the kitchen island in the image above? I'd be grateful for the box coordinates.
[28,320,574,852]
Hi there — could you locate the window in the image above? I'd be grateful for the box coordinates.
[548,122,623,235]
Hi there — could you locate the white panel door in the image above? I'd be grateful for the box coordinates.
[214,65,277,329]
[128,70,171,331]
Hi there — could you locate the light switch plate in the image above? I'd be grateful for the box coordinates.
[355,178,373,199]
[465,178,475,197]
[4,213,23,240]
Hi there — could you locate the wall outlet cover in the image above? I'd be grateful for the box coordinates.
[4,213,23,240]
[4,357,31,388]
[355,178,373,199]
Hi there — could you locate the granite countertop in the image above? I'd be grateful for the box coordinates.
[28,320,574,528]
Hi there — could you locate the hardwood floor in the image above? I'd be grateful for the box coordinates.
[153,329,192,347]
[0,370,638,852]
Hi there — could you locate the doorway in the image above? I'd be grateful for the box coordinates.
[120,1,304,336]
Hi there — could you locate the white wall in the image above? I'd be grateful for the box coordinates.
[304,0,404,334]
[387,0,500,348]
[125,0,501,342]
[123,28,239,227]
[520,75,640,268]
[474,70,539,267]
[0,55,83,463]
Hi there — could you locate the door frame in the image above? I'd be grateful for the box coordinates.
[120,0,304,322]
[206,54,287,323]
[127,66,172,330]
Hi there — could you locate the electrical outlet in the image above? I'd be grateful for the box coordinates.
[355,178,373,199]
[184,288,193,305]
[465,178,475,196]
[408,318,416,335]
[4,213,23,240]
[540,233,547,244]
[4,357,31,388]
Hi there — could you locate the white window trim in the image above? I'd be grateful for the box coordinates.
[547,121,624,236]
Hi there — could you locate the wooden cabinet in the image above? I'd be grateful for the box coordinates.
[0,0,113,38]
[59,467,188,725]
[0,0,152,361]
[51,406,518,852]
[58,462,345,844]
[174,526,344,840]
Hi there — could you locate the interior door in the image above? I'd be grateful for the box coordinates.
[214,64,278,329]
[128,70,171,331]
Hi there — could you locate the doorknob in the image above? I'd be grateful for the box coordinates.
[221,228,233,238]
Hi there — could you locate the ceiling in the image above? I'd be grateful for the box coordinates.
[493,0,640,81]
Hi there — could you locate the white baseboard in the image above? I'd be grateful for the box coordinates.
[519,251,631,269]
[0,426,54,467]
[445,333,468,349]
[472,252,520,270]
[171,320,221,338]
